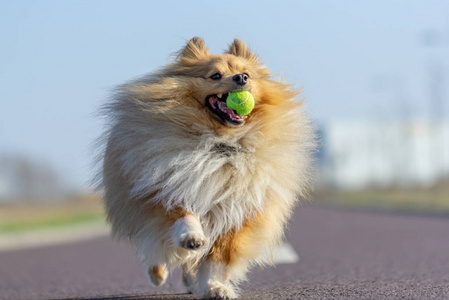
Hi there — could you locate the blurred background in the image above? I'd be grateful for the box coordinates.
[1,1,448,242]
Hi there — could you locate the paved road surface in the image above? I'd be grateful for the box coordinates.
[1,206,449,299]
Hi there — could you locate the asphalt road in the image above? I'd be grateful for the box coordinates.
[1,205,449,299]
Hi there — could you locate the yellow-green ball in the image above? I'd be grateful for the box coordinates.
[226,91,255,116]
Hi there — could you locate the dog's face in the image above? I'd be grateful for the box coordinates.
[166,38,272,127]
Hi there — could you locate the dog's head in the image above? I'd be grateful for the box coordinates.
[165,37,272,127]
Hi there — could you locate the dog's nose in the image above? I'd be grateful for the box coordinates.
[232,73,248,86]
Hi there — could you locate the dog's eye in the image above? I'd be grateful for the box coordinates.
[210,73,222,80]
[243,73,250,78]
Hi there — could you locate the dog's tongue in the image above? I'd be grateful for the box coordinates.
[218,101,243,120]
[209,96,218,109]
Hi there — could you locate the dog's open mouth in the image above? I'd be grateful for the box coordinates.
[205,93,247,126]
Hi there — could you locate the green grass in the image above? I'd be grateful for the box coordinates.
[0,212,104,233]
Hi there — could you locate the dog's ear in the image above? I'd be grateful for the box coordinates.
[178,37,209,60]
[227,39,257,60]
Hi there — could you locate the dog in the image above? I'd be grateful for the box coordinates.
[99,37,315,299]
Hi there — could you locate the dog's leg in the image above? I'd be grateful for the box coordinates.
[181,263,197,293]
[133,205,206,287]
[172,214,206,293]
[172,214,207,250]
[147,264,168,286]
[197,194,291,299]
[194,230,257,299]
[197,259,237,299]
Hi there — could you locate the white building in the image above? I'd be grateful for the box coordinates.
[320,121,449,189]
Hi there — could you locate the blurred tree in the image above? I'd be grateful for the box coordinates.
[0,153,69,202]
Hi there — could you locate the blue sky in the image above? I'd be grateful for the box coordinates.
[1,0,448,189]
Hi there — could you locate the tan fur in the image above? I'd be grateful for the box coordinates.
[99,37,315,299]
[148,264,168,286]
[205,190,293,284]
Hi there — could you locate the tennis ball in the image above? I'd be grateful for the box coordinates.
[226,90,255,116]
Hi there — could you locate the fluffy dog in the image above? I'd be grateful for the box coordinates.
[99,37,315,299]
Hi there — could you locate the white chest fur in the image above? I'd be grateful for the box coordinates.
[122,128,271,240]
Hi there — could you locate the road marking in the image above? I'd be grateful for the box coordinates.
[272,242,300,264]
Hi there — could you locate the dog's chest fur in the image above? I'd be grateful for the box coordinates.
[126,127,271,240]
[211,142,241,155]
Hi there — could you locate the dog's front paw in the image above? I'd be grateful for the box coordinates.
[205,280,236,299]
[173,214,207,251]
[180,231,207,250]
